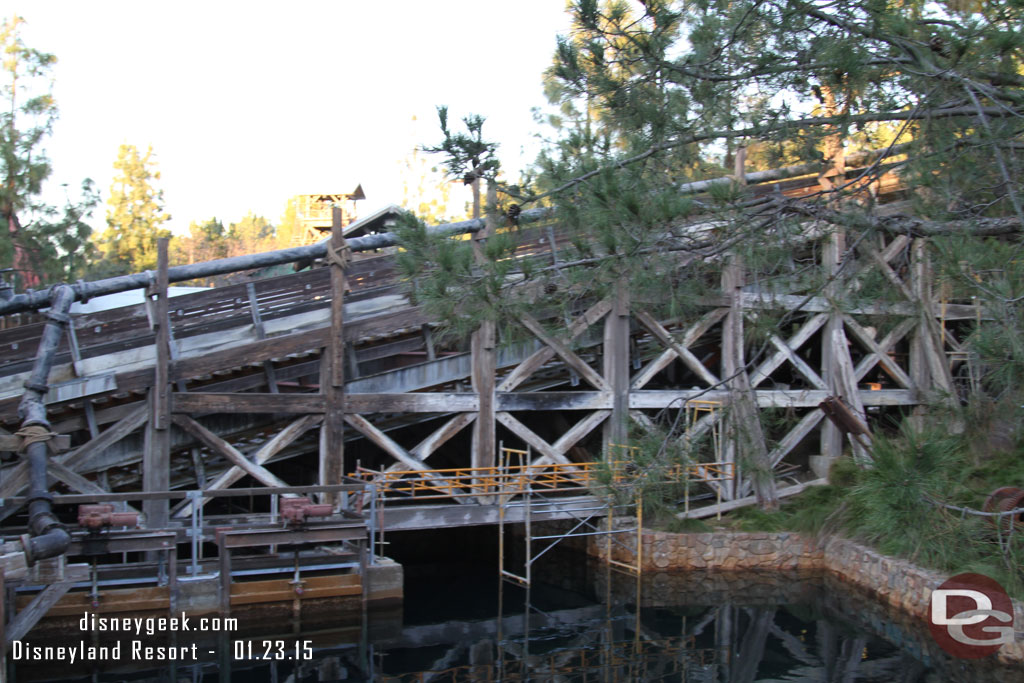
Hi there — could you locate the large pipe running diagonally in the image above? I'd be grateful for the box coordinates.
[16,284,76,563]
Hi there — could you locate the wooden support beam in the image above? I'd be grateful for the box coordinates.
[471,184,499,472]
[843,315,915,389]
[471,320,496,470]
[553,410,610,455]
[321,205,347,499]
[144,237,172,530]
[750,313,828,388]
[246,281,279,393]
[411,412,476,460]
[346,392,478,413]
[821,227,845,463]
[518,314,609,391]
[630,308,727,390]
[47,462,140,513]
[635,309,720,387]
[496,392,610,411]
[678,478,828,519]
[629,388,916,408]
[173,415,322,518]
[6,579,77,644]
[356,413,476,496]
[603,284,630,450]
[740,410,824,497]
[864,242,915,302]
[58,405,148,473]
[766,333,829,390]
[497,299,612,392]
[344,413,466,502]
[495,412,574,468]
[173,392,326,414]
[722,254,775,506]
[172,414,290,490]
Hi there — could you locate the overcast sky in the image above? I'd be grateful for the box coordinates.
[7,1,573,234]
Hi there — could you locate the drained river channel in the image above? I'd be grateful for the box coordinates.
[7,526,1021,682]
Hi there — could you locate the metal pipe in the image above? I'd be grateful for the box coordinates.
[0,144,909,318]
[18,284,76,563]
[0,215,504,316]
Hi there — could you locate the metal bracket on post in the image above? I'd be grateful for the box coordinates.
[187,490,201,577]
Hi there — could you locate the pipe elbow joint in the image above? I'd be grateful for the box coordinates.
[21,527,71,565]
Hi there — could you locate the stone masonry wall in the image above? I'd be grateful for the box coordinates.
[588,526,1024,665]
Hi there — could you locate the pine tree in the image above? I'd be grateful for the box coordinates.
[0,16,97,289]
[398,0,1024,512]
[96,144,171,273]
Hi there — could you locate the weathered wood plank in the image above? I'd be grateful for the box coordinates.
[604,285,631,448]
[171,414,290,489]
[144,238,172,529]
[767,333,828,390]
[343,414,431,471]
[630,308,728,390]
[634,309,720,387]
[173,415,321,518]
[678,479,828,520]
[60,404,148,473]
[749,313,828,388]
[498,299,612,392]
[518,314,609,392]
[246,281,279,393]
[48,462,140,513]
[172,393,326,414]
[495,392,610,411]
[412,412,475,459]
[843,314,915,389]
[741,410,824,497]
[629,389,916,408]
[553,410,610,455]
[346,393,478,413]
[345,413,466,503]
[496,412,570,467]
[322,205,347,498]
[6,579,77,644]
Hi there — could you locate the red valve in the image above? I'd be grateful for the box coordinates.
[78,504,139,530]
[280,497,332,525]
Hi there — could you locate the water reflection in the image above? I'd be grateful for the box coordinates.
[11,561,1021,681]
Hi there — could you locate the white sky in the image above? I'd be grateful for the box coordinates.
[7,1,574,235]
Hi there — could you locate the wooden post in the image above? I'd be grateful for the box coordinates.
[320,205,347,501]
[603,283,630,452]
[825,229,872,464]
[909,238,929,432]
[471,185,498,471]
[143,237,171,530]
[721,255,777,508]
[820,222,845,464]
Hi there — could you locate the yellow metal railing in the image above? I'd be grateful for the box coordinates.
[350,460,735,502]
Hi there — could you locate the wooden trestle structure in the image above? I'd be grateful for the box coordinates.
[0,151,980,638]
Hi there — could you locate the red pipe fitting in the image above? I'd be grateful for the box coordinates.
[280,497,333,525]
[983,487,1024,534]
[78,504,139,530]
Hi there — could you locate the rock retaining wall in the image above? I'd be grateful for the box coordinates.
[589,527,1024,665]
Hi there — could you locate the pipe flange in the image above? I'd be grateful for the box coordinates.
[20,533,35,564]
[22,380,49,394]
[45,310,71,324]
[28,491,54,505]
[75,279,90,304]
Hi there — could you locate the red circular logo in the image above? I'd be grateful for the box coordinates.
[928,573,1015,658]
